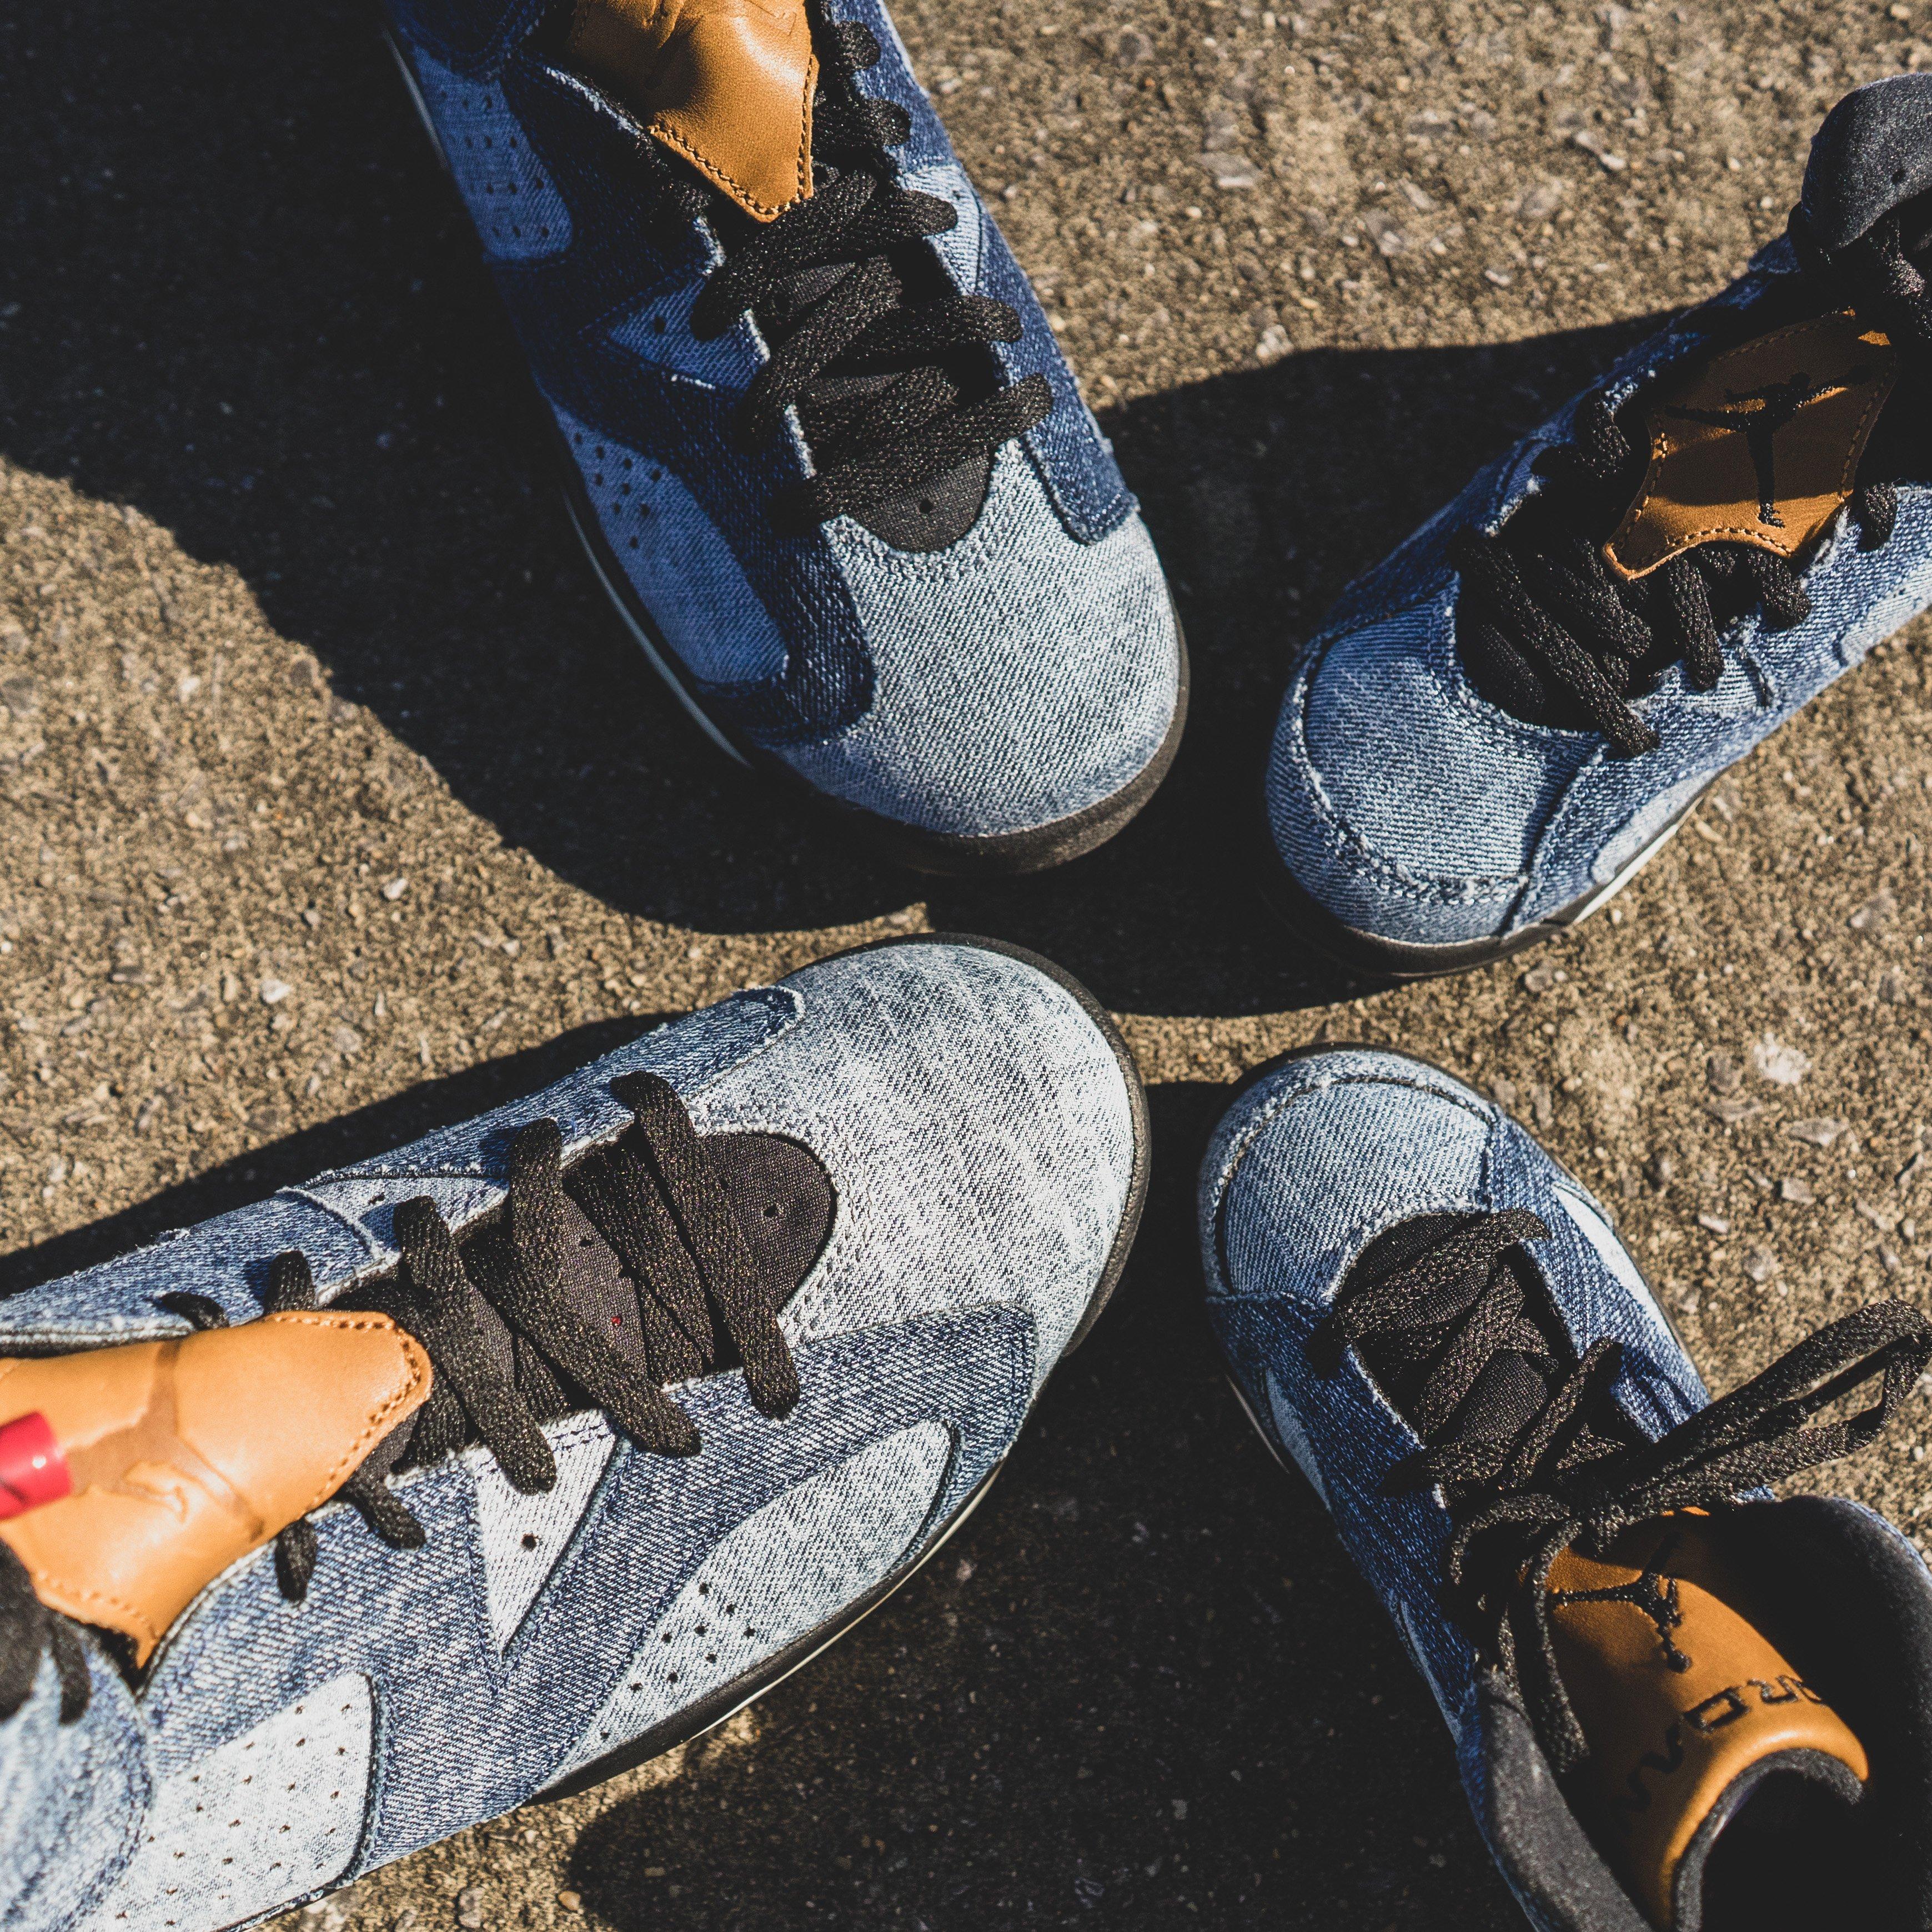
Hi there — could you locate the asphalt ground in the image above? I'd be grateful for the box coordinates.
[3,2,1931,1928]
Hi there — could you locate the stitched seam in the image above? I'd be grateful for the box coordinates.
[278,1313,435,1516]
[1202,1068,1491,1295]
[1618,318,1897,559]
[27,1572,160,1649]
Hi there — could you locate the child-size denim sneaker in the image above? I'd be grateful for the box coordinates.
[1201,1047,1932,1931]
[0,936,1146,1932]
[380,0,1186,874]
[1264,73,1932,974]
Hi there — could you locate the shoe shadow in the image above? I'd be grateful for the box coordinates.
[0,4,1658,1016]
[0,1016,661,1298]
[559,1082,1520,1930]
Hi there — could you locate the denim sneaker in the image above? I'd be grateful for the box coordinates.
[1264,73,1932,975]
[0,936,1146,1932]
[379,0,1186,874]
[1201,1047,1932,1931]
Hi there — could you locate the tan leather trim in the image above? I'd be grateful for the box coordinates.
[566,0,817,223]
[1547,1513,1866,1930]
[0,1312,431,1664]
[1603,310,1897,581]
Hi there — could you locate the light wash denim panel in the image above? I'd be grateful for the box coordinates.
[0,941,1137,1932]
[383,0,1181,840]
[1197,1049,1708,1919]
[1266,235,1932,947]
[1198,1047,1932,1929]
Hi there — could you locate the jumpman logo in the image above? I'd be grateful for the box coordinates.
[1663,366,1868,528]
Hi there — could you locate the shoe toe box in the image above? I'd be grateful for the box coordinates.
[1266,589,1594,952]
[689,939,1143,1393]
[771,449,1183,848]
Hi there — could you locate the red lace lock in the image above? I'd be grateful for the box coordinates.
[0,1412,71,1520]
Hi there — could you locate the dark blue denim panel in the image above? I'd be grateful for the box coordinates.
[385,0,551,71]
[485,58,876,743]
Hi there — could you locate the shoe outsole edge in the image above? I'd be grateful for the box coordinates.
[384,23,1189,878]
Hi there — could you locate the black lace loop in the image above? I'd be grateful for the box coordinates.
[1316,1212,1932,1777]
[681,17,1051,530]
[261,1074,791,1603]
[1454,213,1929,751]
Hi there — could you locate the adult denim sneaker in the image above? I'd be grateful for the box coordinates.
[1264,73,1932,975]
[380,0,1186,874]
[0,936,1147,1932]
[1200,1046,1932,1931]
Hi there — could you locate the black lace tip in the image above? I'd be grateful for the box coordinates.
[274,1518,319,1604]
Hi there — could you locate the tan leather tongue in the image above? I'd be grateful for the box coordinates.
[0,1312,432,1664]
[1547,1512,1866,1931]
[566,0,817,223]
[1603,309,1897,581]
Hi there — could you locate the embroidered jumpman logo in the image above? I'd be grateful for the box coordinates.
[1663,368,1869,529]
[1549,1527,1694,1673]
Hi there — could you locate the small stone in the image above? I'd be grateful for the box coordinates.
[1850,889,1896,932]
[1708,1095,1764,1126]
[1879,968,1906,1005]
[1489,1077,1519,1110]
[1742,1246,1779,1284]
[1785,1117,1851,1148]
[1255,323,1291,365]
[1570,129,1627,170]
[1113,27,1154,62]
[1172,1798,1188,1820]
[1523,964,1557,993]
[1778,1177,1815,1204]
[1198,151,1261,189]
[1518,179,1564,222]
[259,977,292,1006]
[1399,179,1436,211]
[382,875,409,901]
[556,1892,583,1915]
[955,1557,975,1583]
[1361,210,1407,256]
[1483,265,1514,287]
[392,1913,418,1932]
[1706,1050,1742,1095]
[1201,108,1243,152]
[1529,1082,1554,1130]
[1646,1152,1676,1192]
[1750,1033,1811,1087]
[1697,1213,1731,1236]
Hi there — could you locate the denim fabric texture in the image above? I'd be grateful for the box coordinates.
[0,1652,149,1932]
[1198,1048,1709,1925]
[0,941,1137,1931]
[1264,218,1932,949]
[383,0,1182,842]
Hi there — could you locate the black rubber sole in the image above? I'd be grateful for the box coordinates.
[1257,771,1713,983]
[384,23,1188,879]
[540,934,1149,1801]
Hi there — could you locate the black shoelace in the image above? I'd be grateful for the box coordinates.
[1314,1210,1932,1775]
[683,14,1051,532]
[3,1071,801,1723]
[1453,204,1932,756]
